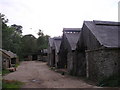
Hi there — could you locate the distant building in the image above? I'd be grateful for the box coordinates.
[52,37,62,68]
[59,28,81,75]
[0,49,18,69]
[47,37,62,67]
[47,38,54,66]
[7,51,18,66]
[41,49,48,62]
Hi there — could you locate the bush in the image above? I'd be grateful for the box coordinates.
[97,74,120,87]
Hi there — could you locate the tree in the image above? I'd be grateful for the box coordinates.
[0,13,8,23]
[1,13,50,60]
[21,34,37,56]
[11,24,22,36]
[37,30,49,50]
[37,29,44,37]
[1,13,23,59]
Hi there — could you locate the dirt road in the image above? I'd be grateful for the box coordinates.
[3,61,98,88]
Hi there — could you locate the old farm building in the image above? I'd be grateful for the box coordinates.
[52,37,62,68]
[0,49,18,69]
[59,28,81,75]
[77,20,120,81]
[41,49,48,62]
[47,38,54,66]
[47,37,62,67]
[0,49,11,69]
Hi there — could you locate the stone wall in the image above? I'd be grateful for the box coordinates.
[67,51,78,75]
[67,52,74,74]
[67,51,86,76]
[86,48,120,81]
[76,51,86,76]
[2,55,11,69]
[55,53,59,68]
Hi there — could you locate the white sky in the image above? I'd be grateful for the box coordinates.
[0,0,119,38]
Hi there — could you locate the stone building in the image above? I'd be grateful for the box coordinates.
[41,49,48,62]
[7,51,18,66]
[0,49,11,69]
[77,20,120,81]
[47,38,54,66]
[59,28,81,75]
[0,49,18,69]
[52,37,62,68]
[47,37,61,67]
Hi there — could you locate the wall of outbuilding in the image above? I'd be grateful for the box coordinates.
[67,52,74,74]
[55,52,59,68]
[47,45,53,66]
[2,54,11,69]
[86,48,120,81]
[75,51,86,76]
[63,50,86,76]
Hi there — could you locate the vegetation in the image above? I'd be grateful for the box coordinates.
[2,69,10,76]
[37,29,49,50]
[14,63,20,68]
[1,13,23,59]
[1,13,50,60]
[97,74,120,87]
[2,79,24,89]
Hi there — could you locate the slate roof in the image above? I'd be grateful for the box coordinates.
[0,49,17,58]
[84,20,120,48]
[48,38,54,47]
[63,28,81,50]
[63,28,81,32]
[53,37,62,53]
[7,51,17,58]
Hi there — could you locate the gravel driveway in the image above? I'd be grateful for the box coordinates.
[3,61,98,88]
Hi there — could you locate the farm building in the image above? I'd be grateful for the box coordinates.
[41,49,48,62]
[52,37,62,68]
[59,28,81,75]
[24,55,32,61]
[77,20,120,81]
[0,49,11,69]
[0,49,18,69]
[7,51,18,66]
[47,38,54,66]
[24,50,43,61]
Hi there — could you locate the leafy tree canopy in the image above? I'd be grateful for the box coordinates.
[1,13,50,60]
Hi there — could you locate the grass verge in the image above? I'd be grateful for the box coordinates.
[14,63,20,68]
[2,69,10,76]
[2,79,24,88]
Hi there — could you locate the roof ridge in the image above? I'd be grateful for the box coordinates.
[93,20,120,26]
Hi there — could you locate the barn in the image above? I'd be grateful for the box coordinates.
[7,51,18,66]
[52,37,62,68]
[47,38,54,66]
[0,49,11,69]
[59,28,81,75]
[77,20,120,81]
[0,49,18,69]
[41,49,48,62]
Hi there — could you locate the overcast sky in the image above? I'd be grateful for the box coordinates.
[0,0,119,38]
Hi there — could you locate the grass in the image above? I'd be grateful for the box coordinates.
[2,79,24,89]
[14,63,20,68]
[2,63,20,76]
[0,71,2,74]
[50,67,56,70]
[2,69,10,76]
